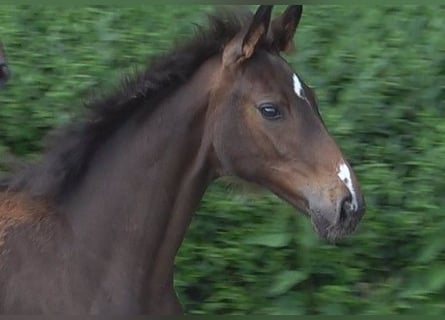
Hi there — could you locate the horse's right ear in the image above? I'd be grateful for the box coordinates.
[223,5,273,67]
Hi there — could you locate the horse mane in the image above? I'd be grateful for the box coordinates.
[2,8,274,201]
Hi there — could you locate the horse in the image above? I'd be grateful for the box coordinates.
[0,5,365,315]
[0,42,10,89]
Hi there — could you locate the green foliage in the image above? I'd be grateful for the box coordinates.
[1,5,444,315]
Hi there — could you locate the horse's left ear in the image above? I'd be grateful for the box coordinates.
[242,5,273,59]
[223,5,273,67]
[270,5,303,53]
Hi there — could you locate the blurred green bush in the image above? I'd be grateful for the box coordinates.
[0,5,444,315]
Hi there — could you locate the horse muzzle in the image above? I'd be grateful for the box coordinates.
[309,189,365,241]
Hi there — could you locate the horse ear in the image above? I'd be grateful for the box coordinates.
[242,5,273,59]
[270,5,303,53]
[223,5,273,67]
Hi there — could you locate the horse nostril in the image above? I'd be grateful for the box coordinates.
[338,195,354,222]
[343,200,354,214]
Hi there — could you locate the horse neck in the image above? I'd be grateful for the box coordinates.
[61,57,220,297]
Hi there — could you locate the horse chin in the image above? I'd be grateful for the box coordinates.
[272,191,362,241]
[310,212,361,242]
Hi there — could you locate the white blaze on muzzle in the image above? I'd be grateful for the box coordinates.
[293,74,304,99]
[337,162,358,211]
[293,73,311,106]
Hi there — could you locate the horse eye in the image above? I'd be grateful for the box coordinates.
[259,104,282,120]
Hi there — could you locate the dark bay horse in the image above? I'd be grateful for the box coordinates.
[0,42,10,89]
[0,5,365,314]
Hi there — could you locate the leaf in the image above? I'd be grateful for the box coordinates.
[268,270,308,297]
[245,233,292,248]
[426,266,445,293]
[417,237,445,264]
[402,265,445,299]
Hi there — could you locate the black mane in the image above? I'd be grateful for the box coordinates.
[2,8,274,201]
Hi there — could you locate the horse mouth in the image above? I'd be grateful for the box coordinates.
[267,188,365,241]
[309,205,365,241]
